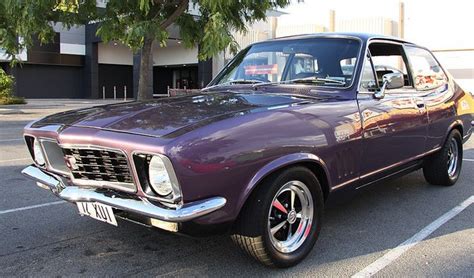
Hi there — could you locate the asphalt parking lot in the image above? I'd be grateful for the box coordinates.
[1,100,473,277]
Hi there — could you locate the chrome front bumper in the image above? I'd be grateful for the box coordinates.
[21,165,226,223]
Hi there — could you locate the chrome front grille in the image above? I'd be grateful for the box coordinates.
[62,147,135,191]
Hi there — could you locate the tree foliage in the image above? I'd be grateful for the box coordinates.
[0,0,290,99]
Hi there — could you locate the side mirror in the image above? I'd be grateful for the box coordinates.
[374,72,404,99]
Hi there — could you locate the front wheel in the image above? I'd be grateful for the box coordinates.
[423,129,463,186]
[231,166,324,267]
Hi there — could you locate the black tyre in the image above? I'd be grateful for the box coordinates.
[231,166,324,268]
[423,129,463,186]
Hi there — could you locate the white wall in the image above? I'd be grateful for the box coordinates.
[404,0,474,50]
[152,45,198,66]
[337,17,397,36]
[434,50,474,92]
[98,42,198,66]
[276,24,326,38]
[98,42,133,65]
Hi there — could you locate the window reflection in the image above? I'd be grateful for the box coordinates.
[405,46,448,91]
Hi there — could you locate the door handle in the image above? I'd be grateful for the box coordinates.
[416,103,425,109]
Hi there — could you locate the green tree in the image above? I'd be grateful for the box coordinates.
[0,0,289,100]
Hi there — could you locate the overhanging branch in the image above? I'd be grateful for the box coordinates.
[159,0,188,29]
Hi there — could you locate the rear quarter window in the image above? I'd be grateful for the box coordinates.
[405,46,448,91]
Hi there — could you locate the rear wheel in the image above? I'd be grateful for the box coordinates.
[231,166,324,267]
[423,129,463,186]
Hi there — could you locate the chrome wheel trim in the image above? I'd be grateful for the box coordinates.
[447,137,459,178]
[267,180,314,254]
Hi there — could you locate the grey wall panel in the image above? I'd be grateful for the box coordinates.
[84,42,99,98]
[53,23,86,45]
[60,27,86,45]
[14,64,84,98]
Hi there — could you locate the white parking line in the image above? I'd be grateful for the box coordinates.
[0,200,67,215]
[352,195,474,278]
[0,138,23,142]
[463,158,474,162]
[0,158,30,163]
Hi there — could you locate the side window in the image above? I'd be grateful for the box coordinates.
[369,43,411,87]
[360,55,377,92]
[405,46,448,91]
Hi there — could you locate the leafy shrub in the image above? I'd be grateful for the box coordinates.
[0,68,15,98]
[0,68,25,105]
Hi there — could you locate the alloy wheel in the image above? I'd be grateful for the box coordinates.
[447,137,459,178]
[267,180,313,253]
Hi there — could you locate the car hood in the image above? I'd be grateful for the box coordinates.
[31,91,315,138]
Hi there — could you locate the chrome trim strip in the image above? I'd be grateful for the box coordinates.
[355,163,421,190]
[331,147,442,191]
[330,176,359,191]
[359,147,441,180]
[21,165,226,223]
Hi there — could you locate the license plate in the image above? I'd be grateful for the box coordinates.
[77,202,118,226]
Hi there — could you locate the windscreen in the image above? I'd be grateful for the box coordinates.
[212,37,362,88]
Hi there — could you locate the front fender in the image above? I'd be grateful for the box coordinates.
[235,152,330,216]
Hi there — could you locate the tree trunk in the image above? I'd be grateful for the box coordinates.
[137,36,154,100]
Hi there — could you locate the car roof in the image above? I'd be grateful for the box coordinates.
[259,32,417,46]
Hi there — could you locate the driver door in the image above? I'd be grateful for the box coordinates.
[357,42,429,183]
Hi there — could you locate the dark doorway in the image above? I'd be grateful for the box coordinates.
[153,64,198,95]
[98,64,133,99]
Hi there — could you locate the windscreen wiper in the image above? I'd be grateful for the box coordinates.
[288,77,346,85]
[253,77,346,88]
[227,79,265,84]
[202,79,265,91]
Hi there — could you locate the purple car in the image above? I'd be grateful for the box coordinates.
[22,33,474,267]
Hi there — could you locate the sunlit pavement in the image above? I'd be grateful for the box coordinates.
[0,100,472,277]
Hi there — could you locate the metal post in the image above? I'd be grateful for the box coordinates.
[102,86,105,99]
[329,10,336,32]
[113,86,117,100]
[124,86,127,101]
[167,86,170,97]
[399,1,405,39]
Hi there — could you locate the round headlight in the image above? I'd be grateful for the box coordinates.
[148,156,173,196]
[33,139,45,166]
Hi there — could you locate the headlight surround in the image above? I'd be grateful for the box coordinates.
[33,139,46,166]
[133,152,182,205]
[148,155,175,197]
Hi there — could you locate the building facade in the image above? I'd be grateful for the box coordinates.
[0,22,213,99]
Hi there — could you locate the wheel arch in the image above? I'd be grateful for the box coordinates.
[447,120,464,140]
[235,153,331,218]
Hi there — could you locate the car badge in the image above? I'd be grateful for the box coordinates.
[65,155,79,170]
